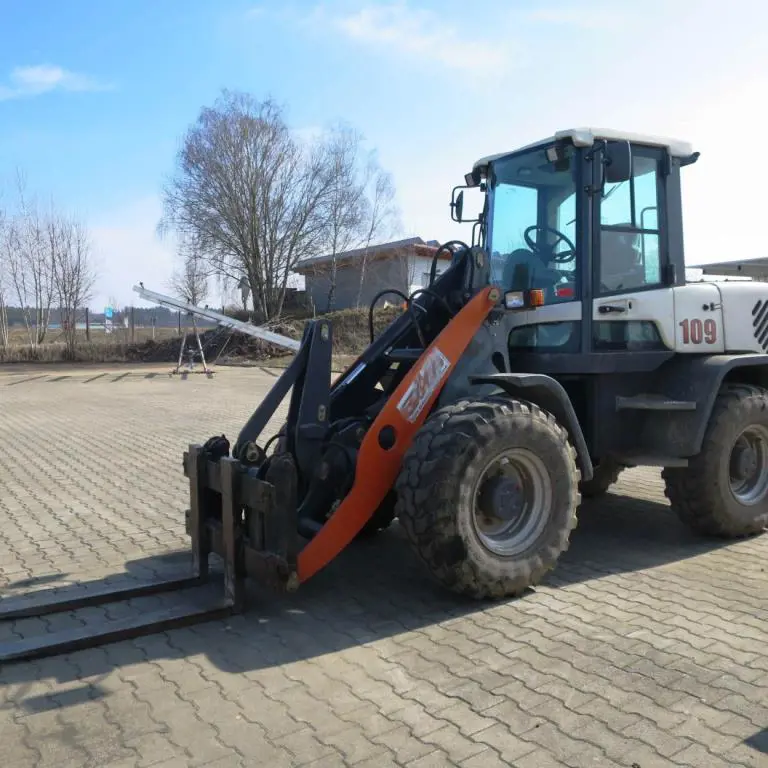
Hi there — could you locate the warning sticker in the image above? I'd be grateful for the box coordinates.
[396,346,451,423]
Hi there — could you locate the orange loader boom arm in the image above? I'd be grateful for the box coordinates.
[298,285,500,582]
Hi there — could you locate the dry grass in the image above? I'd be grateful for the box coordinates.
[0,307,403,366]
[6,325,180,345]
[1,326,184,364]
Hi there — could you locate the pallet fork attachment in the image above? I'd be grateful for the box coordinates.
[0,446,254,665]
[0,249,497,664]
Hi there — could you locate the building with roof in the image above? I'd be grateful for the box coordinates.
[293,236,451,312]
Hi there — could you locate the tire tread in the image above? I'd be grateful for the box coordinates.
[663,382,768,538]
[395,396,580,599]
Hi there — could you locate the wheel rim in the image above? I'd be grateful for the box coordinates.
[471,448,552,557]
[728,425,768,505]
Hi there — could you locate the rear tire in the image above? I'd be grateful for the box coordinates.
[663,383,768,538]
[395,397,580,599]
[579,457,625,498]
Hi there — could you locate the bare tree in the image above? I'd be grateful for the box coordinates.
[160,91,340,321]
[319,123,368,312]
[355,157,399,308]
[48,212,96,359]
[5,175,55,346]
[169,235,210,306]
[0,209,9,349]
[313,129,402,312]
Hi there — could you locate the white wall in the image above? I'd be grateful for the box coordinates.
[407,254,449,294]
[303,256,414,311]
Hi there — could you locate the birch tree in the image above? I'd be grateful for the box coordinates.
[49,213,96,359]
[169,235,210,306]
[0,207,9,348]
[319,124,367,312]
[160,91,338,321]
[354,157,398,307]
[5,180,55,346]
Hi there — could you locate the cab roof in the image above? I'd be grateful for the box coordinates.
[472,127,695,173]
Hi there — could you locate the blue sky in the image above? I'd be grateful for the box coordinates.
[1,0,767,309]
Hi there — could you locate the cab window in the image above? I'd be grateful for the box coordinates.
[488,143,579,304]
[598,149,663,294]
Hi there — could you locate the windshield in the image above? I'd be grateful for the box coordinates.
[488,143,578,303]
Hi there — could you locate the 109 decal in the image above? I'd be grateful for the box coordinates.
[679,317,717,345]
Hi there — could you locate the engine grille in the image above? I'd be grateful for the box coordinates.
[752,300,768,351]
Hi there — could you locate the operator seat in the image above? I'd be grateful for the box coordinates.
[502,248,548,291]
[600,227,645,291]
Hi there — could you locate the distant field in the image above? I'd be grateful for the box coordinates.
[2,325,187,363]
[1,306,401,365]
[7,325,193,344]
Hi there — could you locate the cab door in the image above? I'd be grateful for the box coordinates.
[591,145,676,352]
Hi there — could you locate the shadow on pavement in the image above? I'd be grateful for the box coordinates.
[745,727,767,755]
[0,490,747,716]
[5,573,71,590]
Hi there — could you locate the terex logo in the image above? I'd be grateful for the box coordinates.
[396,346,451,424]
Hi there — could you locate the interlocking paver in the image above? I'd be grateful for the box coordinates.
[1,363,767,768]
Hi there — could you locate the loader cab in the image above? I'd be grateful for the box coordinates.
[452,128,701,462]
[462,128,699,366]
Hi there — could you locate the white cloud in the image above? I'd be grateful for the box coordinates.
[312,1,513,79]
[88,196,246,311]
[520,4,637,30]
[0,65,111,101]
[88,196,178,310]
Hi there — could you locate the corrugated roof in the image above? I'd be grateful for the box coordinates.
[294,237,439,273]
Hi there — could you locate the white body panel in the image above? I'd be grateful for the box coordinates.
[592,289,676,348]
[590,283,728,354]
[507,300,582,328]
[671,283,725,353]
[714,281,768,353]
[504,280,768,356]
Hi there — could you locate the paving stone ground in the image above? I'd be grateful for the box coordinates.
[0,362,767,768]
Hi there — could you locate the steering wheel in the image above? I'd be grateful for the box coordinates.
[524,225,576,264]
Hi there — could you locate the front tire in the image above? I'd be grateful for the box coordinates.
[663,383,768,538]
[395,397,580,599]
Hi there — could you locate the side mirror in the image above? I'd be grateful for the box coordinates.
[453,190,464,222]
[604,140,632,183]
[450,184,483,224]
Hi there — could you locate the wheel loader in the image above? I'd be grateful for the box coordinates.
[3,126,768,663]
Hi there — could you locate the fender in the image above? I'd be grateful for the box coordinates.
[641,353,768,457]
[469,372,593,481]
